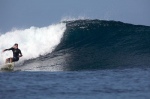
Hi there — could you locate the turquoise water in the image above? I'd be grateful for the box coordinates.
[0,68,150,99]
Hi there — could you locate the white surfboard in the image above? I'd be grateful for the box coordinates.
[0,63,15,71]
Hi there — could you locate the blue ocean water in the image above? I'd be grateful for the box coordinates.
[1,19,150,99]
[0,68,150,99]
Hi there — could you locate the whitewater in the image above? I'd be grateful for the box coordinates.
[0,23,66,65]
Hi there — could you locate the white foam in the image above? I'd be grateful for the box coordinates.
[0,23,66,64]
[61,16,89,22]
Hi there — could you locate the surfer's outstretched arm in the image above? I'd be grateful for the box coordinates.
[3,48,13,52]
[3,49,7,52]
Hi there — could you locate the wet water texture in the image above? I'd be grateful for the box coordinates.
[0,68,150,99]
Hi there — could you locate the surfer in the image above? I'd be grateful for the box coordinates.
[3,43,23,63]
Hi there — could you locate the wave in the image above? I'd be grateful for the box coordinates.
[1,19,150,71]
[54,19,150,71]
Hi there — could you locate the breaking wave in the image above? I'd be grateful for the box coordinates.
[1,19,150,71]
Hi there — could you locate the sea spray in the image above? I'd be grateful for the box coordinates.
[0,23,66,64]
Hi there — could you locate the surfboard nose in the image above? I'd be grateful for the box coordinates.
[0,62,15,71]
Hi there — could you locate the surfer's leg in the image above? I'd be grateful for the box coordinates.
[5,59,7,63]
[6,58,13,63]
[10,58,13,63]
[5,58,9,63]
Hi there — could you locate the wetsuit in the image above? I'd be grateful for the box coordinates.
[5,47,22,62]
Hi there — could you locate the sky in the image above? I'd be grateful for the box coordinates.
[0,0,150,32]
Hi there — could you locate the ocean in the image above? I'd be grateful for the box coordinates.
[0,19,150,99]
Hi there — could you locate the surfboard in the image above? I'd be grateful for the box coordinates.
[0,63,15,71]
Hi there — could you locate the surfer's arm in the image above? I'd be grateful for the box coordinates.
[3,48,13,52]
[19,50,23,57]
[19,54,23,57]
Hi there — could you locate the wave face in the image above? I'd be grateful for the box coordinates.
[0,23,66,64]
[1,19,150,71]
[53,20,150,71]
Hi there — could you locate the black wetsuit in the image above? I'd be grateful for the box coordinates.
[5,47,22,62]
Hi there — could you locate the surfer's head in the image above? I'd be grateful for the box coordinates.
[13,43,18,49]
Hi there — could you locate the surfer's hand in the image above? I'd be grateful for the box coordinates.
[19,55,23,57]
